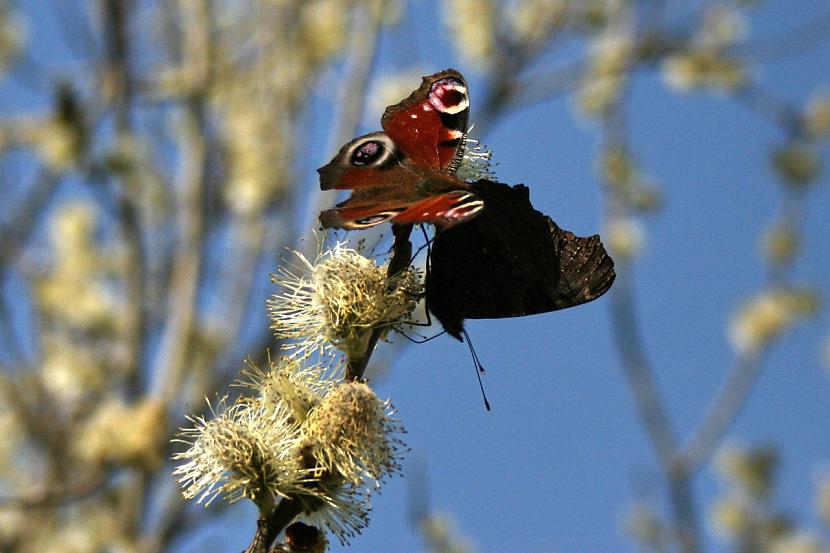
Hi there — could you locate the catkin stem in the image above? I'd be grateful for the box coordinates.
[346,224,414,381]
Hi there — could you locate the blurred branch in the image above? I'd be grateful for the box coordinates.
[133,4,215,541]
[599,95,677,470]
[211,0,384,390]
[0,471,107,509]
[152,0,212,406]
[477,11,574,133]
[609,230,702,553]
[240,5,391,546]
[101,0,133,131]
[736,9,830,61]
[99,0,149,390]
[609,276,677,471]
[0,375,53,452]
[0,169,59,275]
[0,168,57,363]
[475,31,685,135]
[152,100,207,405]
[600,89,701,552]
[734,85,801,136]
[679,353,764,474]
[299,3,382,247]
[476,60,585,135]
[667,475,698,553]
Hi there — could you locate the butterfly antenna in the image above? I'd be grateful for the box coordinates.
[462,328,490,411]
[410,224,435,264]
[422,224,435,280]
[410,242,431,263]
[419,224,433,249]
[462,329,486,374]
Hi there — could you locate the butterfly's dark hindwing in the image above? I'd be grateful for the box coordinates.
[426,180,616,340]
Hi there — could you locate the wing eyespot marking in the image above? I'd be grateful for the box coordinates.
[347,209,406,229]
[345,133,398,168]
[429,77,469,115]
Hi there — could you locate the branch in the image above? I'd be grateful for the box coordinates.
[733,85,801,137]
[243,498,305,553]
[346,224,413,381]
[101,0,133,131]
[0,471,107,510]
[678,353,764,474]
[0,169,59,274]
[599,99,701,553]
[735,9,830,62]
[98,0,150,391]
[142,1,213,406]
[151,100,207,404]
[0,169,59,361]
[609,275,678,471]
[211,0,384,390]
[239,5,387,550]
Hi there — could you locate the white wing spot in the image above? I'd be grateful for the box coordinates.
[438,98,468,115]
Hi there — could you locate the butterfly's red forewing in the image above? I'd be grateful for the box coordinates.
[317,69,483,230]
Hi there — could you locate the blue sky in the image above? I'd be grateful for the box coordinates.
[3,1,828,552]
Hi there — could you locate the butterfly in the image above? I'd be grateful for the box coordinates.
[425,180,616,340]
[318,69,484,230]
[318,69,615,338]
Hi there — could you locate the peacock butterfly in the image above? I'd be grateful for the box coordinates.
[318,69,615,338]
